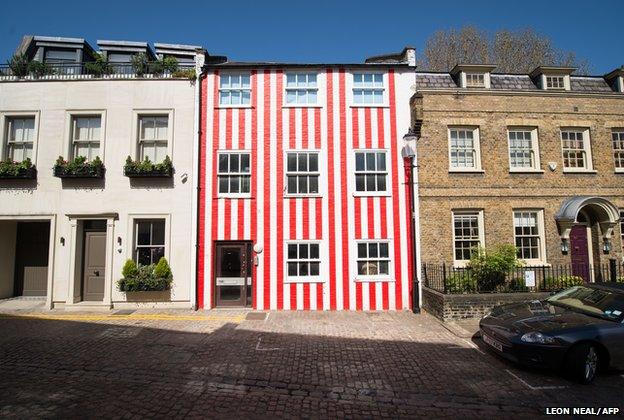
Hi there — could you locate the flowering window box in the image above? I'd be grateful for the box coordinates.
[124,156,173,178]
[0,159,37,179]
[53,156,105,179]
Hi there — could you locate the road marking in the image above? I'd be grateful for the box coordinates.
[0,313,245,322]
[255,337,281,351]
[505,369,567,391]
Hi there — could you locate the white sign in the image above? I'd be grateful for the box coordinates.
[524,271,536,287]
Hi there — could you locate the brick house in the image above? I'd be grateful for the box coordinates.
[196,49,419,310]
[412,64,624,284]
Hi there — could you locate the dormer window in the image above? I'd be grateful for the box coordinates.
[465,73,485,88]
[546,75,565,90]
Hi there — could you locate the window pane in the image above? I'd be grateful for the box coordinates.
[309,153,318,171]
[229,154,239,172]
[287,153,297,171]
[366,174,375,191]
[155,117,168,139]
[355,174,365,191]
[368,243,378,258]
[310,262,320,276]
[288,244,297,259]
[309,176,319,193]
[299,262,308,276]
[219,154,228,172]
[219,176,229,193]
[230,176,240,193]
[298,154,308,171]
[379,261,389,275]
[298,176,308,193]
[376,175,386,191]
[240,153,250,173]
[366,153,376,170]
[357,261,367,275]
[241,175,251,193]
[288,262,297,276]
[136,222,151,245]
[287,176,297,194]
[355,153,365,171]
[299,244,308,259]
[151,221,165,245]
[376,153,386,171]
[310,244,319,259]
[357,243,367,258]
[379,243,389,258]
[137,248,151,266]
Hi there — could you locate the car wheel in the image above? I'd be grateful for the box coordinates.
[566,343,599,384]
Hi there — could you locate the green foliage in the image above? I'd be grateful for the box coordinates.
[0,158,34,177]
[85,52,113,76]
[468,244,523,292]
[544,275,585,291]
[7,53,29,77]
[617,277,624,283]
[445,272,476,294]
[151,56,179,75]
[131,53,149,76]
[124,155,173,176]
[171,69,197,81]
[122,259,138,278]
[54,155,104,177]
[118,258,173,292]
[27,60,53,78]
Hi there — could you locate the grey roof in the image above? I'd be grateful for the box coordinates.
[490,74,538,90]
[415,73,457,89]
[570,77,613,92]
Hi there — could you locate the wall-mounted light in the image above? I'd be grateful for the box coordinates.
[60,237,65,246]
[117,237,122,246]
[603,239,612,254]
[560,238,569,254]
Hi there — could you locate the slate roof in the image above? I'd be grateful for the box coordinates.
[415,72,618,94]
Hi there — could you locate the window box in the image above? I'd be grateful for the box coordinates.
[118,257,173,292]
[53,156,105,178]
[0,159,37,179]
[124,156,173,178]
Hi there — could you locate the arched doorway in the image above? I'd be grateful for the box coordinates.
[555,196,620,282]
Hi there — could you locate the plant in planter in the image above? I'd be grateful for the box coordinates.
[171,69,197,81]
[53,156,105,178]
[468,244,523,292]
[131,53,149,76]
[151,56,178,75]
[124,155,173,177]
[85,52,113,76]
[27,60,54,78]
[7,53,29,77]
[117,257,173,292]
[0,158,37,179]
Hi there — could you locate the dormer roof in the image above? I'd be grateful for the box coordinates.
[449,64,497,75]
[529,65,576,78]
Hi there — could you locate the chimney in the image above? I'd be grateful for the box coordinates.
[403,47,416,67]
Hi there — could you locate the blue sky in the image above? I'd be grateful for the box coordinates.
[1,0,622,73]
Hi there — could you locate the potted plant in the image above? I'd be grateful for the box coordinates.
[151,56,178,76]
[131,53,149,76]
[85,52,113,77]
[118,258,173,293]
[0,158,37,179]
[27,60,54,78]
[53,156,105,178]
[124,155,173,178]
[7,53,29,78]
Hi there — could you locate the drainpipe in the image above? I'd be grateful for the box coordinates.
[402,128,420,313]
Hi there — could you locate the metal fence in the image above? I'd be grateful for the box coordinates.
[422,260,624,294]
[0,62,195,80]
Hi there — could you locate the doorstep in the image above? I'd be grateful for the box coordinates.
[63,302,113,312]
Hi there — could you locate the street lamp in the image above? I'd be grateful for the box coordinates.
[402,128,419,314]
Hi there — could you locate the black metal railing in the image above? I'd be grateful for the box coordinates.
[422,260,624,294]
[0,62,195,79]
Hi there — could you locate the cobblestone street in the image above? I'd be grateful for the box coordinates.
[0,309,622,419]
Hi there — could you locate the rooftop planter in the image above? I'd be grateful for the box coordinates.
[53,156,105,178]
[118,258,173,292]
[0,158,37,179]
[124,155,173,178]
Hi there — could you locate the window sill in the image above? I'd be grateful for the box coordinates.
[522,262,551,268]
[216,195,253,199]
[614,169,624,174]
[284,194,323,199]
[354,277,394,283]
[353,192,391,197]
[214,105,253,109]
[350,104,390,108]
[562,169,597,174]
[509,169,545,174]
[448,169,485,174]
[282,104,323,108]
[284,277,325,284]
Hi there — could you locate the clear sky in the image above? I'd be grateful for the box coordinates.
[1,0,623,74]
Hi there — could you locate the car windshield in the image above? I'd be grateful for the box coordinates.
[547,286,624,322]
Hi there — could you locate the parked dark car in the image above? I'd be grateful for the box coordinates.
[479,282,624,384]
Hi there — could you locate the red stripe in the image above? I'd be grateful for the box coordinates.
[302,107,309,243]
[250,71,258,309]
[208,72,221,309]
[263,71,271,310]
[370,282,376,310]
[237,109,245,240]
[316,283,323,310]
[388,70,403,309]
[303,283,310,310]
[339,69,350,310]
[364,108,372,149]
[290,284,297,310]
[377,108,389,309]
[223,109,232,240]
[326,69,337,310]
[197,75,208,309]
[356,282,362,311]
[314,109,322,246]
[276,70,284,310]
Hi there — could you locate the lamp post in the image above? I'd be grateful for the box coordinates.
[402,128,419,314]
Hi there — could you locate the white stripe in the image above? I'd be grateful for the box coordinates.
[296,199,303,239]
[295,108,302,149]
[230,200,238,240]
[204,74,215,308]
[362,282,370,311]
[297,283,304,310]
[283,182,291,310]
[320,72,330,311]
[255,71,265,310]
[371,108,379,149]
[332,71,344,310]
[269,70,278,310]
[310,283,317,310]
[376,281,383,310]
[360,198,368,239]
[345,73,356,312]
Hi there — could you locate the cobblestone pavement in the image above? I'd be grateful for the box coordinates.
[0,309,622,419]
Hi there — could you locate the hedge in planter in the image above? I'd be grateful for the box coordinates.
[0,158,37,179]
[118,258,173,292]
[54,156,105,178]
[124,155,173,177]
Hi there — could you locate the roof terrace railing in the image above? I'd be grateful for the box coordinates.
[0,62,196,81]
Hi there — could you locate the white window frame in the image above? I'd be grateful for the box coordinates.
[65,110,106,162]
[560,127,594,172]
[0,111,40,164]
[217,150,252,198]
[612,129,624,173]
[507,127,541,172]
[353,149,390,197]
[132,110,174,162]
[546,75,565,89]
[452,210,485,267]
[354,239,393,282]
[285,240,323,283]
[284,150,322,197]
[448,126,482,172]
[465,73,485,88]
[219,72,252,107]
[351,72,386,107]
[284,72,319,107]
[127,214,171,267]
[512,209,547,265]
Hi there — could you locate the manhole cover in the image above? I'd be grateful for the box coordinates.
[245,312,267,320]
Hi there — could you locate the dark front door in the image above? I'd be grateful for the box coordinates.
[214,242,252,307]
[570,225,590,282]
[82,222,107,302]
[14,222,50,296]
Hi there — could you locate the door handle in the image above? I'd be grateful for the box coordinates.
[94,270,100,276]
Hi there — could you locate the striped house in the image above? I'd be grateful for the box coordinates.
[197,48,419,310]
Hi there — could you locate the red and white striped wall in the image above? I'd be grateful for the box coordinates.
[197,67,416,310]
